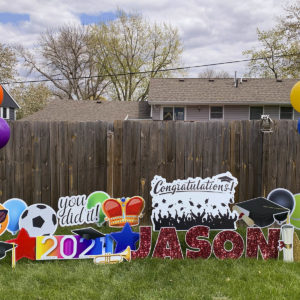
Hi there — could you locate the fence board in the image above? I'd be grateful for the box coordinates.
[0,120,299,225]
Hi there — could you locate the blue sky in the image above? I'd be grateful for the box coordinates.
[79,12,117,25]
[0,0,290,78]
[0,12,29,24]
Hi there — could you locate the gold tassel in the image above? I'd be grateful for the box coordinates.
[293,232,300,262]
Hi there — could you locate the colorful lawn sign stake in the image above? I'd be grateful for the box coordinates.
[93,246,131,265]
[19,204,57,237]
[0,204,9,236]
[110,222,140,253]
[0,118,10,149]
[0,241,14,259]
[0,85,3,106]
[293,232,300,262]
[151,172,238,231]
[57,191,110,227]
[290,81,300,134]
[36,230,113,261]
[132,225,281,261]
[232,197,290,227]
[291,194,300,229]
[6,228,36,262]
[86,191,110,225]
[279,223,294,262]
[267,188,295,224]
[102,196,145,227]
[3,198,27,235]
[5,227,114,265]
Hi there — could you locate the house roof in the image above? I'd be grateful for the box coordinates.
[148,78,299,105]
[1,86,20,109]
[20,99,151,122]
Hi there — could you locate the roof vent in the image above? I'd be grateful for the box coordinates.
[276,79,282,82]
[179,79,185,82]
[208,79,214,82]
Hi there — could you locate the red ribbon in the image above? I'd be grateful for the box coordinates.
[278,241,285,250]
[278,240,292,250]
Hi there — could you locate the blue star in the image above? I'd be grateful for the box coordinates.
[110,223,140,253]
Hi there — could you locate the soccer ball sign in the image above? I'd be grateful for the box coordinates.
[19,204,58,237]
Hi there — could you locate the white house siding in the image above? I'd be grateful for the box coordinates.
[224,105,249,120]
[186,106,209,121]
[264,106,279,120]
[152,105,160,120]
[294,110,300,120]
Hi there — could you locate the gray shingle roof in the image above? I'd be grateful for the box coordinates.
[148,78,299,105]
[2,86,20,109]
[20,99,150,122]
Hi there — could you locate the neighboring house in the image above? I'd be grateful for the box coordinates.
[148,78,300,121]
[0,86,20,121]
[21,99,151,122]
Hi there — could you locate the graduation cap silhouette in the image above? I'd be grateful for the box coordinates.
[0,242,14,259]
[233,197,290,228]
[218,176,233,183]
[72,227,106,240]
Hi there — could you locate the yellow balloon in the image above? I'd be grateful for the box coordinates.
[290,81,300,112]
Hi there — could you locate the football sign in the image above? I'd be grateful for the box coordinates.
[19,204,58,237]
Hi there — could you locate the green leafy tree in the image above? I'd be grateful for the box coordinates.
[10,83,52,119]
[243,28,299,79]
[90,11,183,101]
[0,43,17,83]
[243,3,300,79]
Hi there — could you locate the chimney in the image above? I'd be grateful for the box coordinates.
[234,71,238,88]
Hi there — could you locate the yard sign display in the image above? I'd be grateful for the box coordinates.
[0,172,300,266]
[151,172,238,231]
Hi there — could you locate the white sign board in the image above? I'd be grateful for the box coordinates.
[151,172,238,231]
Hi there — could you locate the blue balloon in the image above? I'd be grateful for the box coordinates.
[3,198,27,235]
[298,118,300,134]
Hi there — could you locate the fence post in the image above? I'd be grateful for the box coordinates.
[107,130,114,197]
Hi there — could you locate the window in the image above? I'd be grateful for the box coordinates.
[2,108,7,119]
[163,107,173,120]
[210,106,223,119]
[250,107,263,120]
[1,107,9,120]
[174,107,184,120]
[163,107,185,121]
[280,107,293,119]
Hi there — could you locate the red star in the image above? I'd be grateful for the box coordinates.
[6,228,36,261]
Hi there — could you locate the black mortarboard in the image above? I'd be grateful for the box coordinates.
[218,176,233,183]
[72,227,106,240]
[235,197,290,227]
[0,242,14,259]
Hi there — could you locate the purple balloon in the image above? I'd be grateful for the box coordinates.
[0,118,10,149]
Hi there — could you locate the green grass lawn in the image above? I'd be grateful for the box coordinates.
[0,226,299,300]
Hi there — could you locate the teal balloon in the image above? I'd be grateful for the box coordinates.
[3,198,27,235]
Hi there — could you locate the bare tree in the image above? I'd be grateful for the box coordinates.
[17,25,109,100]
[198,68,231,78]
[90,11,183,101]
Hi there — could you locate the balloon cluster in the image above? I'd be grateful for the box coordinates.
[0,85,10,149]
[290,82,300,134]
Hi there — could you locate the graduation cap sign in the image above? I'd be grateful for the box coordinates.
[71,227,106,240]
[233,197,290,228]
[0,241,14,259]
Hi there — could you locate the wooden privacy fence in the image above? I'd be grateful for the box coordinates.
[0,120,300,224]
